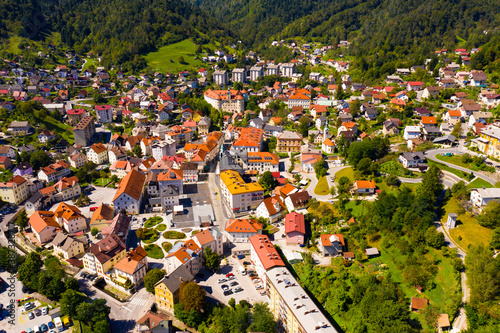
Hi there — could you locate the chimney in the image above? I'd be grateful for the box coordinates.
[99,246,101,252]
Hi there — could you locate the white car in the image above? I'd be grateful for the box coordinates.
[252,278,260,284]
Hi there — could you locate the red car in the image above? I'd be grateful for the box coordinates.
[90,207,98,211]
[226,273,234,278]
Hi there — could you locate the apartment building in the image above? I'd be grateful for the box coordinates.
[73,115,96,146]
[220,170,264,212]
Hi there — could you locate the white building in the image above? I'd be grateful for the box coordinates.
[87,143,108,165]
[225,218,263,243]
[470,188,500,209]
[250,66,264,81]
[112,169,145,214]
[281,63,296,78]
[95,105,113,123]
[113,246,148,286]
[232,68,246,83]
[219,170,264,213]
[54,202,87,234]
[249,234,285,282]
[403,126,421,140]
[213,70,228,87]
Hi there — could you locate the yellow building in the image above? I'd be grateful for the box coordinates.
[265,266,335,333]
[154,265,193,313]
[0,175,29,205]
[219,170,264,212]
[471,124,500,158]
[276,131,303,153]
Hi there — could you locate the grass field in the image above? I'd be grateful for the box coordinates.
[466,178,495,189]
[164,231,186,239]
[335,167,354,182]
[92,178,110,187]
[143,40,205,73]
[156,224,167,232]
[145,216,163,228]
[435,155,495,174]
[427,160,473,181]
[83,58,95,71]
[162,242,173,253]
[145,244,164,259]
[314,176,329,195]
[443,199,493,250]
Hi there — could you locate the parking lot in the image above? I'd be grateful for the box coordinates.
[197,255,267,306]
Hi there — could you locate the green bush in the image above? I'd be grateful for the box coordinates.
[164,231,186,239]
[162,242,173,252]
[156,224,167,232]
[144,244,164,259]
[145,216,163,228]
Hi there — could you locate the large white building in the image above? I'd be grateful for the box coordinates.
[470,188,500,209]
[54,202,87,234]
[281,63,296,77]
[225,218,263,243]
[249,234,285,282]
[95,105,113,123]
[232,68,246,83]
[204,89,245,113]
[87,143,108,165]
[112,169,146,214]
[246,152,279,173]
[250,66,264,81]
[219,170,264,212]
[213,70,228,87]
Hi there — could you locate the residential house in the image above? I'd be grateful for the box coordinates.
[225,218,263,243]
[0,175,29,204]
[87,143,108,165]
[284,191,310,212]
[410,297,428,312]
[0,146,16,159]
[95,105,113,123]
[108,147,128,165]
[407,81,423,91]
[13,162,33,177]
[256,195,286,223]
[470,188,500,209]
[54,202,87,234]
[284,212,305,245]
[469,70,487,87]
[8,121,32,135]
[112,169,146,214]
[113,246,148,286]
[399,152,427,169]
[276,131,302,153]
[165,239,202,275]
[110,160,134,179]
[445,110,462,125]
[468,111,492,129]
[83,234,127,275]
[353,180,376,194]
[310,105,327,119]
[0,157,11,170]
[154,265,193,312]
[28,211,62,244]
[421,86,440,99]
[403,126,421,140]
[52,233,86,259]
[246,152,279,173]
[382,119,401,136]
[193,227,224,256]
[53,176,81,202]
[38,130,55,143]
[73,115,96,146]
[136,311,172,333]
[68,152,87,169]
[90,203,115,231]
[318,234,345,257]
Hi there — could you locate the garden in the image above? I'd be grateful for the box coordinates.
[144,244,164,259]
[164,231,186,239]
[136,228,159,244]
[144,216,163,228]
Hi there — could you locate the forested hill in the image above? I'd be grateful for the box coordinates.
[189,0,500,59]
[0,0,232,69]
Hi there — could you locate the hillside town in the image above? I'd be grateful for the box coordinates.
[0,40,500,333]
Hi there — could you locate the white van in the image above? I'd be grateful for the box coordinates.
[33,325,40,333]
[239,266,246,275]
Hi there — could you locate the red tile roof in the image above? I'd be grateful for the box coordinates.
[284,212,305,235]
[249,235,285,270]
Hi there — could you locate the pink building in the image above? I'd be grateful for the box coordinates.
[284,212,305,245]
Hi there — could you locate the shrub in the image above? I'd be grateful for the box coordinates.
[164,231,186,239]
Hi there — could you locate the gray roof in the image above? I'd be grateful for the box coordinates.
[365,247,379,256]
[154,264,193,292]
[401,152,425,161]
[52,233,83,252]
[433,135,456,143]
[472,188,500,199]
[264,125,283,133]
[27,191,42,204]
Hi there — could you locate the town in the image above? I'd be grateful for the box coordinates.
[0,40,499,333]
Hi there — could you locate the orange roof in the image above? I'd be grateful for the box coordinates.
[391,98,406,106]
[342,121,357,129]
[29,211,61,234]
[166,239,201,262]
[355,180,376,189]
[40,186,56,195]
[194,229,215,245]
[91,203,114,224]
[311,105,327,113]
[54,202,83,221]
[90,143,107,154]
[411,297,428,310]
[249,235,285,270]
[113,246,147,275]
[11,175,26,185]
[448,110,461,117]
[113,169,146,201]
[421,116,436,124]
[204,89,244,101]
[323,138,335,146]
[270,117,282,124]
[226,219,263,233]
[247,152,279,164]
[289,92,310,100]
[275,183,297,197]
[157,169,183,181]
[320,234,345,247]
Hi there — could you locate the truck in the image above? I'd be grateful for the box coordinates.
[239,266,246,276]
[54,317,64,331]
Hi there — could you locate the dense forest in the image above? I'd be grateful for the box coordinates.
[0,0,232,69]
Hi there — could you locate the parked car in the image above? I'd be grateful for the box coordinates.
[234,287,243,293]
[42,306,48,315]
[48,321,55,329]
[225,273,234,278]
[230,281,238,287]
[260,291,267,296]
[28,312,35,320]
[223,289,233,296]
[40,323,48,332]
[227,275,235,281]
[255,284,264,290]
[221,284,229,291]
[217,278,227,284]
[34,308,41,316]
[237,254,245,260]
[252,278,260,284]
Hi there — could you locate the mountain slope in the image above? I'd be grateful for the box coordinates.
[0,0,232,69]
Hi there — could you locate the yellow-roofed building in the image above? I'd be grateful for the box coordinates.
[220,170,264,212]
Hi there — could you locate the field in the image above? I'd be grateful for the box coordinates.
[314,176,329,195]
[143,40,205,73]
[334,167,354,182]
[435,154,496,174]
[466,177,495,189]
[92,178,110,187]
[443,199,493,250]
[83,58,95,71]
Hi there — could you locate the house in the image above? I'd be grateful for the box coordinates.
[382,119,400,136]
[113,246,148,287]
[8,121,32,135]
[38,130,55,143]
[136,311,172,333]
[52,176,81,202]
[284,191,310,212]
[403,126,421,140]
[225,218,263,243]
[322,138,335,154]
[420,116,437,127]
[284,212,305,245]
[83,234,127,275]
[29,211,62,244]
[154,265,194,312]
[318,234,345,257]
[362,103,378,120]
[310,105,327,119]
[95,105,113,123]
[255,195,286,223]
[25,191,44,215]
[315,116,327,130]
[87,143,108,165]
[110,161,133,179]
[0,175,29,205]
[399,152,427,169]
[0,146,16,159]
[433,135,456,147]
[407,81,423,91]
[52,233,86,259]
[469,70,487,87]
[468,111,492,129]
[445,110,462,125]
[365,247,380,257]
[165,239,202,275]
[410,297,428,312]
[249,234,285,281]
[13,162,33,177]
[246,152,279,173]
[112,169,146,214]
[219,170,263,213]
[437,314,451,332]
[90,203,115,231]
[276,131,303,154]
[421,86,440,99]
[54,202,87,234]
[470,188,500,209]
[414,107,431,118]
[0,157,12,170]
[353,180,376,194]
[73,115,96,147]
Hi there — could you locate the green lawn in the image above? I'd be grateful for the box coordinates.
[163,231,186,239]
[83,58,95,71]
[264,224,279,235]
[435,155,496,174]
[92,178,111,187]
[443,199,493,250]
[144,244,164,259]
[141,229,160,244]
[427,160,473,181]
[335,167,354,182]
[143,39,205,73]
[145,216,163,228]
[314,176,329,195]
[162,242,173,253]
[345,200,370,218]
[0,169,13,182]
[466,178,495,189]
[156,224,167,232]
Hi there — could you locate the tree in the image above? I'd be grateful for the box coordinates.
[136,228,145,240]
[30,150,52,170]
[451,181,469,200]
[298,116,309,138]
[65,277,80,291]
[466,244,500,307]
[249,302,276,333]
[203,247,221,272]
[91,228,99,236]
[356,157,372,175]
[425,227,445,249]
[329,186,336,197]
[258,171,277,191]
[179,281,206,313]
[144,268,166,294]
[477,201,500,228]
[178,56,186,64]
[15,210,29,230]
[350,99,360,118]
[313,158,327,179]
[233,81,243,91]
[385,174,400,187]
[133,145,143,158]
[60,289,86,317]
[18,252,43,290]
